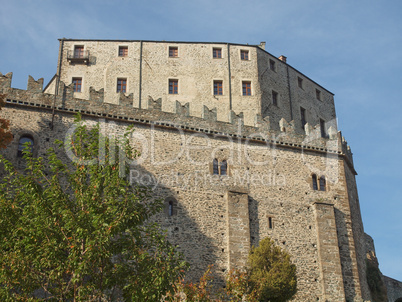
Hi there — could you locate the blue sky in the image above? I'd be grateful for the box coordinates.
[1,0,401,280]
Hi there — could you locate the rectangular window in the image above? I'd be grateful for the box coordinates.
[298,77,303,89]
[269,59,276,71]
[214,80,223,95]
[242,81,251,96]
[72,77,82,92]
[320,119,326,138]
[268,217,273,229]
[213,48,222,58]
[117,78,127,93]
[169,79,178,94]
[300,107,306,128]
[169,47,178,57]
[272,90,278,106]
[74,46,84,58]
[316,89,321,100]
[118,46,128,57]
[240,50,249,60]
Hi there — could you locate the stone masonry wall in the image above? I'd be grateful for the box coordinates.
[1,71,368,301]
[43,40,336,132]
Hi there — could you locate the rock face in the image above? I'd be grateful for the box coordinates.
[1,40,399,301]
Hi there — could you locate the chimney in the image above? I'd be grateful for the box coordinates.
[279,55,287,63]
[259,41,266,50]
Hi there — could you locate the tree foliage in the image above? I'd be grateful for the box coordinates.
[0,115,187,301]
[247,237,297,302]
[0,94,13,149]
[168,238,297,302]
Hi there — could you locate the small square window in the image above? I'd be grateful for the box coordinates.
[169,47,178,57]
[240,50,249,60]
[298,77,303,89]
[213,48,222,58]
[117,78,127,93]
[316,89,321,100]
[74,46,84,58]
[242,81,251,96]
[119,46,128,57]
[72,77,82,92]
[269,59,276,71]
[214,80,223,95]
[272,90,278,106]
[169,79,178,94]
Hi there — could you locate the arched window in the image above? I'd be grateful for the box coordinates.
[319,176,326,191]
[168,201,173,216]
[312,174,318,190]
[213,158,219,175]
[220,160,227,176]
[165,198,177,217]
[17,136,34,157]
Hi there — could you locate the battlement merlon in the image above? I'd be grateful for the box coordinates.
[2,80,355,173]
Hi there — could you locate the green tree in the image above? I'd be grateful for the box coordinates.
[247,237,297,302]
[0,93,13,149]
[0,115,187,301]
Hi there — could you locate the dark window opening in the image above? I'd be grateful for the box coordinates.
[18,136,34,157]
[119,46,128,57]
[214,80,223,95]
[272,90,278,106]
[298,77,303,89]
[268,217,273,229]
[312,174,318,190]
[320,119,326,138]
[168,201,173,216]
[213,159,228,176]
[72,78,82,92]
[220,160,227,176]
[319,176,326,191]
[74,46,84,58]
[117,78,127,93]
[169,47,178,57]
[240,50,249,60]
[213,48,222,58]
[213,158,219,175]
[169,79,178,94]
[242,81,251,96]
[269,59,276,71]
[300,107,306,128]
[316,89,321,100]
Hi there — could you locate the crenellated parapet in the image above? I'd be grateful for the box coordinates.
[27,76,44,92]
[202,105,217,122]
[0,72,13,90]
[148,96,162,111]
[89,87,104,103]
[119,92,134,107]
[2,76,355,169]
[175,101,190,117]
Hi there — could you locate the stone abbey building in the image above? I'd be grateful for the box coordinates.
[1,39,401,301]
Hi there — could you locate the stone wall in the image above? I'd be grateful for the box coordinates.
[384,277,402,302]
[0,70,372,301]
[43,40,336,132]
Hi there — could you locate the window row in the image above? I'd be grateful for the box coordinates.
[170,79,252,96]
[169,46,251,61]
[72,78,127,93]
[297,76,323,101]
[72,78,253,96]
